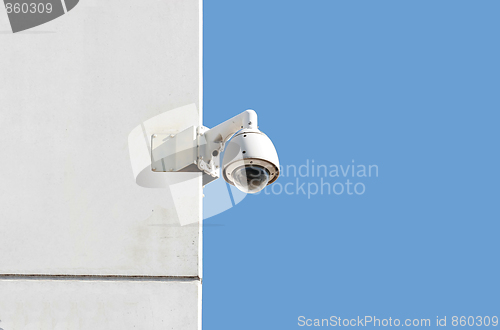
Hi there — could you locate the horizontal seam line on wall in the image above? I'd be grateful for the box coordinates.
[0,274,201,282]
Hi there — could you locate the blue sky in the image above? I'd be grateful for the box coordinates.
[203,1,500,329]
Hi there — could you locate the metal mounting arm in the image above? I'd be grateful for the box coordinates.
[197,110,258,180]
[203,109,258,146]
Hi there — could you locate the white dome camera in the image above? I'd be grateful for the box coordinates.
[151,109,280,194]
[222,129,279,193]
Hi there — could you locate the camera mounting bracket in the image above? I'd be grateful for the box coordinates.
[151,110,258,186]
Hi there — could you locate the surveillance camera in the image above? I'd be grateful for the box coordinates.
[222,129,280,193]
[151,109,280,193]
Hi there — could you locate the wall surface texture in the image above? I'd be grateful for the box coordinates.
[0,0,201,328]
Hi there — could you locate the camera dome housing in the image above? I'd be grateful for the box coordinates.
[222,129,280,193]
[231,165,271,194]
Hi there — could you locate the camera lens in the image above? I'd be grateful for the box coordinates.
[232,165,270,193]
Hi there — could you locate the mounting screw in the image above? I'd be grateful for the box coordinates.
[152,168,156,171]
[170,134,174,138]
[153,134,157,138]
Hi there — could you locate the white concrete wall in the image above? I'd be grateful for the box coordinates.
[0,0,202,328]
[0,279,200,329]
